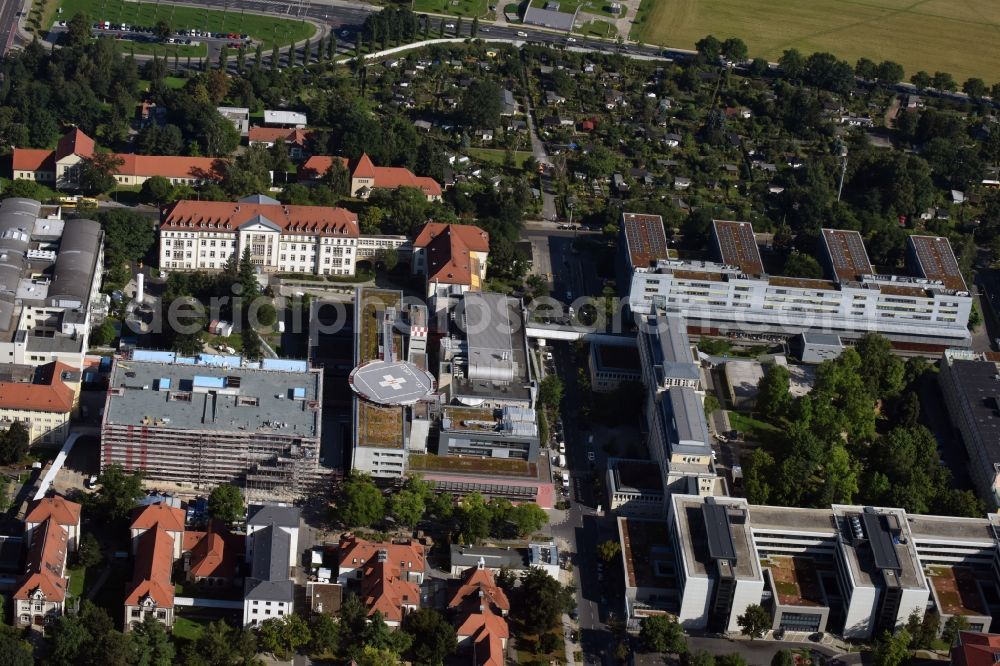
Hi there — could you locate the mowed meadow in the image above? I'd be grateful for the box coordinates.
[634,0,1000,81]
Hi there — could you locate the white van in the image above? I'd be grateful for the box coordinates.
[558,454,566,468]
[561,471,570,488]
[558,441,566,453]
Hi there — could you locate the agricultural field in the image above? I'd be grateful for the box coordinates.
[632,0,1000,81]
[53,0,315,49]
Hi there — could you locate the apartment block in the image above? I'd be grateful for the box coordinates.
[13,497,81,629]
[337,534,425,627]
[628,219,972,350]
[101,351,323,497]
[939,349,1000,508]
[0,198,104,370]
[0,361,77,446]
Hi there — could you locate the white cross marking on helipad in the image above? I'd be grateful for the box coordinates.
[379,375,408,391]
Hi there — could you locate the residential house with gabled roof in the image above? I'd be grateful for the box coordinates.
[952,631,1000,666]
[337,534,426,627]
[130,502,186,560]
[247,127,315,160]
[0,361,78,447]
[243,504,300,627]
[411,222,490,303]
[449,560,510,666]
[13,497,80,628]
[349,153,442,202]
[124,526,176,631]
[25,495,81,553]
[182,522,243,586]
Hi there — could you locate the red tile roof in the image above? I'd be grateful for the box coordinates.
[55,128,95,161]
[183,524,242,580]
[339,535,426,623]
[0,361,76,413]
[300,155,349,180]
[473,621,506,666]
[449,564,510,614]
[14,518,69,602]
[25,496,81,528]
[11,148,55,173]
[125,527,175,608]
[414,223,490,286]
[459,607,510,642]
[953,632,1000,666]
[248,126,313,146]
[162,199,359,237]
[352,153,442,198]
[131,503,186,533]
[113,153,223,180]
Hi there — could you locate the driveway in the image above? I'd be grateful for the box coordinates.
[523,92,558,221]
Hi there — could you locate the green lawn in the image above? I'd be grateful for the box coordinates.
[67,564,87,599]
[577,19,617,38]
[466,148,534,168]
[530,0,618,18]
[412,0,490,19]
[728,411,780,442]
[138,76,188,90]
[172,616,206,641]
[633,0,1000,81]
[54,0,315,49]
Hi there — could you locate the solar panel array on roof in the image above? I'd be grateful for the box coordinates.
[822,229,873,281]
[702,500,737,562]
[622,213,668,269]
[861,512,901,572]
[713,220,764,275]
[908,236,967,291]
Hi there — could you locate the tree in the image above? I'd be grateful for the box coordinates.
[457,80,502,129]
[79,152,124,195]
[130,614,175,666]
[389,489,425,528]
[736,604,770,640]
[513,568,574,634]
[755,364,791,419]
[639,614,686,654]
[221,144,273,197]
[0,627,33,666]
[0,421,29,465]
[942,615,969,646]
[456,493,491,544]
[508,503,548,537]
[471,16,479,37]
[66,12,93,47]
[153,20,172,41]
[47,615,92,666]
[689,652,716,666]
[403,608,457,666]
[695,34,721,60]
[876,60,904,84]
[778,49,805,80]
[96,209,156,268]
[325,158,351,197]
[720,37,747,62]
[963,77,988,98]
[256,614,312,660]
[90,464,144,522]
[872,628,911,666]
[782,252,823,279]
[77,532,103,568]
[717,656,748,666]
[538,375,564,411]
[855,57,877,80]
[309,613,340,657]
[598,539,621,563]
[855,333,904,398]
[771,651,794,666]
[139,175,175,205]
[748,57,769,77]
[337,473,386,527]
[208,484,244,524]
[242,328,262,361]
[931,71,956,91]
[183,619,259,666]
[910,70,932,88]
[357,645,400,666]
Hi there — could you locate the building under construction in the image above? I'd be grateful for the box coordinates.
[100,350,323,499]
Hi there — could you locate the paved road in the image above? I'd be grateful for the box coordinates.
[0,0,24,54]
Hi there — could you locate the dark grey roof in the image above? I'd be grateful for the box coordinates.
[239,194,281,205]
[702,500,737,562]
[523,5,576,30]
[644,313,701,385]
[239,215,281,233]
[450,544,526,569]
[247,503,301,528]
[47,218,101,307]
[244,525,295,602]
[662,386,711,455]
[862,512,901,572]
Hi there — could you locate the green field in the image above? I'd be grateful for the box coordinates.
[412,0,489,19]
[54,0,315,50]
[466,148,534,168]
[577,19,617,38]
[530,0,618,18]
[633,0,1000,81]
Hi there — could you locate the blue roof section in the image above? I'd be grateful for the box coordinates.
[157,377,171,390]
[132,350,177,363]
[291,387,306,399]
[196,354,242,367]
[193,375,227,389]
[262,359,309,373]
[174,356,197,365]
